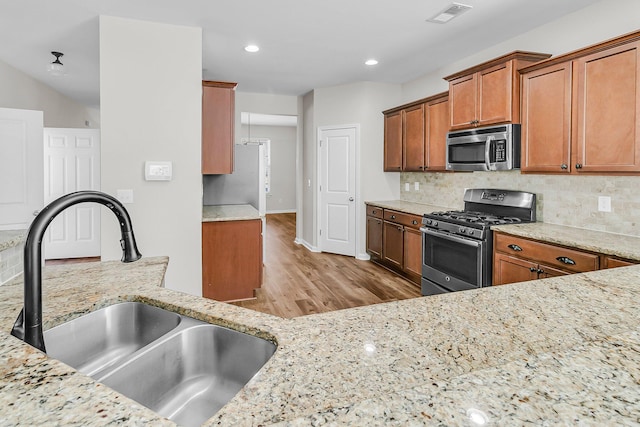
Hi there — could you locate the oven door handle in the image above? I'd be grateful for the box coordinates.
[485,136,494,171]
[421,227,482,248]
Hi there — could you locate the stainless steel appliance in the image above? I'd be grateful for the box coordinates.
[420,189,536,296]
[446,124,521,171]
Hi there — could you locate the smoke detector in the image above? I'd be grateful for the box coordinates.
[427,3,473,24]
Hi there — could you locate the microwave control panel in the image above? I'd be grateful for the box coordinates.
[492,139,506,162]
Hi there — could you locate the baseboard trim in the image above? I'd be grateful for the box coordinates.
[295,238,320,253]
[266,209,297,214]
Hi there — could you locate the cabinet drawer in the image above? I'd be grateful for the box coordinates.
[383,210,422,229]
[366,205,383,219]
[494,233,599,273]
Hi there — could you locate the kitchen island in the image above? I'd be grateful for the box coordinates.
[2,249,640,425]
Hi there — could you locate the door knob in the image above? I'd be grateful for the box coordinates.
[348,197,354,202]
[33,210,40,216]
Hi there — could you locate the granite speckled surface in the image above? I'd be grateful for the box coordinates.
[202,204,262,222]
[365,200,453,216]
[492,222,640,261]
[0,230,26,252]
[2,253,640,425]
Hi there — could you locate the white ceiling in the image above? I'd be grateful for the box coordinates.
[0,0,602,110]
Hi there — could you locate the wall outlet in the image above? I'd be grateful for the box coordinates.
[414,182,420,191]
[116,189,134,204]
[405,182,410,191]
[598,196,611,212]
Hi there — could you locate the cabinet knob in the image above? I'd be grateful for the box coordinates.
[412,220,418,225]
[556,256,576,265]
[507,244,523,252]
[397,226,403,231]
[529,267,537,272]
[372,210,377,214]
[575,163,583,169]
[560,164,568,170]
[391,215,396,219]
[537,269,544,274]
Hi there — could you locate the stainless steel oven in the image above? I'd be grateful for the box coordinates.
[421,227,491,295]
[420,189,536,296]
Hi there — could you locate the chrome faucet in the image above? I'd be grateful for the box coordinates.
[10,191,142,352]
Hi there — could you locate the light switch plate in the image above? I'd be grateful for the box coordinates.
[405,183,410,191]
[414,182,420,191]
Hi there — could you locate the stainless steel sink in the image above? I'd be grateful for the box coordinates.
[44,302,181,377]
[97,322,277,427]
[44,302,276,427]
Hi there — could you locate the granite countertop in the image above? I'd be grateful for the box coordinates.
[0,229,26,252]
[2,252,640,424]
[492,222,640,261]
[365,200,453,216]
[202,204,262,222]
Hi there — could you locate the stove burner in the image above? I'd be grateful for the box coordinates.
[426,210,524,226]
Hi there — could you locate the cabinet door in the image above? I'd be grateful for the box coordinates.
[403,104,426,171]
[604,256,637,269]
[384,111,403,171]
[449,73,477,130]
[521,62,573,173]
[493,252,537,285]
[202,84,235,174]
[425,96,449,171]
[537,263,570,279]
[383,221,404,269]
[202,220,263,301]
[477,61,512,126]
[574,41,640,173]
[403,227,422,278]
[366,216,383,259]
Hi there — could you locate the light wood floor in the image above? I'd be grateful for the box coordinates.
[231,213,421,318]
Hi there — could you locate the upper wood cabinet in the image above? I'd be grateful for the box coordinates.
[445,51,551,130]
[202,81,237,175]
[383,92,449,172]
[521,32,640,174]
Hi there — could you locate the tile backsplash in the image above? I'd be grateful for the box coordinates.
[0,243,23,286]
[401,171,640,237]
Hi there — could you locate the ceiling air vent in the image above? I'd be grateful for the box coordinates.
[427,3,473,24]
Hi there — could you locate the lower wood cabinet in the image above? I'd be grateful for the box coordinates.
[202,219,262,301]
[366,205,422,286]
[493,231,637,286]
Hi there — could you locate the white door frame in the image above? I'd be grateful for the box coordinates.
[316,124,360,256]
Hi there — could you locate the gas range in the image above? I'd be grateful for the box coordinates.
[420,189,536,296]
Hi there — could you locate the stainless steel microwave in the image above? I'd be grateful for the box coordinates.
[446,124,521,171]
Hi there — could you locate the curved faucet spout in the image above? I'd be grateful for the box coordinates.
[10,191,142,352]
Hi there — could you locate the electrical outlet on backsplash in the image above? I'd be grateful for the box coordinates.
[400,171,640,237]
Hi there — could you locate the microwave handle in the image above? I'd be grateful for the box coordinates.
[485,136,494,171]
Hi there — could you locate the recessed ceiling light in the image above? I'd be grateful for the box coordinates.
[365,59,378,66]
[427,2,472,24]
[244,44,260,53]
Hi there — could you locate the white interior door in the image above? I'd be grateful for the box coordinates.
[0,108,44,231]
[319,126,357,256]
[43,128,101,259]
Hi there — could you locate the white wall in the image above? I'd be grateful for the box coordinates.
[302,91,315,247]
[402,0,640,102]
[99,16,202,296]
[0,59,97,128]
[310,81,402,257]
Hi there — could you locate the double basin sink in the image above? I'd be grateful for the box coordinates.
[44,302,277,427]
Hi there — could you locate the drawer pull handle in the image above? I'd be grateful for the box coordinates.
[508,244,523,252]
[391,215,396,219]
[372,210,377,214]
[412,220,418,225]
[529,267,537,272]
[556,256,576,265]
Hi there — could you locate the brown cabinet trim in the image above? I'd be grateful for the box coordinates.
[444,51,551,82]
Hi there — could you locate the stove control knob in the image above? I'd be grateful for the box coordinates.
[468,230,474,236]
[433,221,438,227]
[425,219,432,225]
[459,227,466,234]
